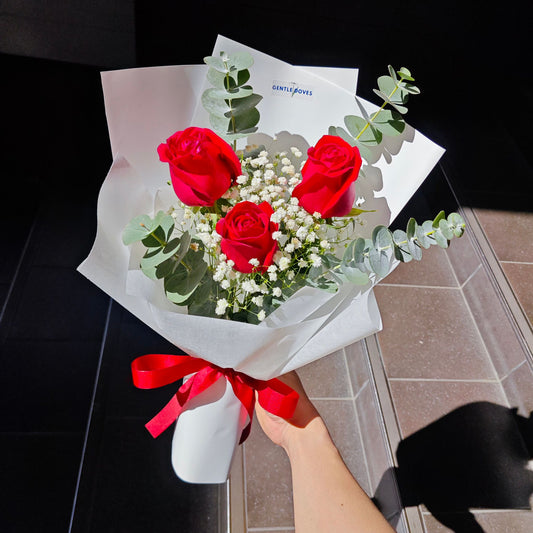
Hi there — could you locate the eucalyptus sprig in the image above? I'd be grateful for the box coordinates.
[339,211,465,284]
[202,51,263,148]
[329,66,420,161]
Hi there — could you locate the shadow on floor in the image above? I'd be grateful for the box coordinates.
[375,402,533,532]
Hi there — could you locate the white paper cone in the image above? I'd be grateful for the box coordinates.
[171,377,248,483]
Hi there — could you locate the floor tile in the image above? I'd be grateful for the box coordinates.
[381,245,458,288]
[6,267,109,341]
[474,209,533,263]
[71,418,221,533]
[375,285,495,380]
[462,267,527,377]
[0,339,100,431]
[389,380,507,438]
[314,399,370,495]
[298,349,352,399]
[445,228,481,286]
[355,383,391,497]
[245,417,294,529]
[0,432,83,533]
[503,361,533,417]
[345,341,370,395]
[501,262,533,327]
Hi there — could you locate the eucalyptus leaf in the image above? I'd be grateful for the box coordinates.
[388,65,398,81]
[212,86,253,100]
[369,248,391,278]
[230,51,254,71]
[439,219,454,240]
[432,210,446,228]
[407,236,423,260]
[340,264,370,285]
[122,214,155,245]
[372,109,405,136]
[230,93,263,115]
[372,225,393,250]
[433,228,449,248]
[201,89,231,117]
[415,224,432,249]
[206,68,227,90]
[203,56,227,72]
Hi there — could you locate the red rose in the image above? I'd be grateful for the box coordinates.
[292,135,362,218]
[157,127,242,207]
[216,201,279,273]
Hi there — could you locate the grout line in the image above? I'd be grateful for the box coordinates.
[387,377,501,383]
[499,359,527,383]
[342,347,356,399]
[458,263,482,290]
[499,260,533,266]
[377,282,462,290]
[68,297,113,533]
[309,396,359,401]
[0,216,37,327]
[351,395,373,496]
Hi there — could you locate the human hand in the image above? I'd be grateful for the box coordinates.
[255,371,325,453]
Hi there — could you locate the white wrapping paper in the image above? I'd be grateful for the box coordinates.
[78,37,445,483]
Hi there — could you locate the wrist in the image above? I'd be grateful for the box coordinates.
[283,415,334,460]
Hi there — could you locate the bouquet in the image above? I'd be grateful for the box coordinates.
[79,36,464,483]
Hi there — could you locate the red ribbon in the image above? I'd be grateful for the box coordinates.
[131,354,299,443]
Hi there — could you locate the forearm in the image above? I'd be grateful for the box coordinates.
[285,417,395,533]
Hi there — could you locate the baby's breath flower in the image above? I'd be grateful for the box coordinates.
[287,270,295,280]
[313,211,322,219]
[257,310,266,321]
[285,243,295,253]
[248,258,260,267]
[251,295,264,306]
[320,240,330,250]
[298,259,308,268]
[236,175,248,185]
[273,287,282,297]
[215,298,229,315]
[310,253,322,267]
[278,256,291,270]
[221,279,230,289]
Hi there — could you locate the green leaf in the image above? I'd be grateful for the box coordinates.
[415,223,432,249]
[229,51,254,71]
[372,225,393,250]
[343,237,367,266]
[123,214,155,245]
[392,229,412,262]
[140,237,180,271]
[407,234,423,260]
[372,109,405,136]
[232,108,260,133]
[230,93,263,116]
[206,68,227,89]
[211,86,253,100]
[164,249,207,296]
[344,115,382,145]
[340,264,370,285]
[432,210,446,228]
[433,228,449,248]
[204,56,227,72]
[438,219,454,240]
[388,65,398,81]
[369,248,391,278]
[343,207,376,217]
[403,84,420,95]
[448,212,466,237]
[202,88,231,117]
[406,218,416,240]
[398,67,414,81]
[208,114,231,135]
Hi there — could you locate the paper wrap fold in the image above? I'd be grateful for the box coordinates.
[78,36,445,483]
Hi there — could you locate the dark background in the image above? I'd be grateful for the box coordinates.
[1,1,531,531]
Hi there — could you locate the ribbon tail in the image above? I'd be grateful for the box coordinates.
[145,394,185,438]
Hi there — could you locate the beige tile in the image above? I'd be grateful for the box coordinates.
[381,244,458,287]
[501,262,533,327]
[355,383,391,496]
[314,399,371,496]
[298,349,352,399]
[475,209,533,263]
[503,361,533,417]
[445,228,481,285]
[375,285,495,380]
[424,510,533,533]
[244,418,294,529]
[345,341,370,395]
[389,380,507,437]
[463,267,527,377]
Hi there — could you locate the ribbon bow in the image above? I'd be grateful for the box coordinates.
[131,354,299,443]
